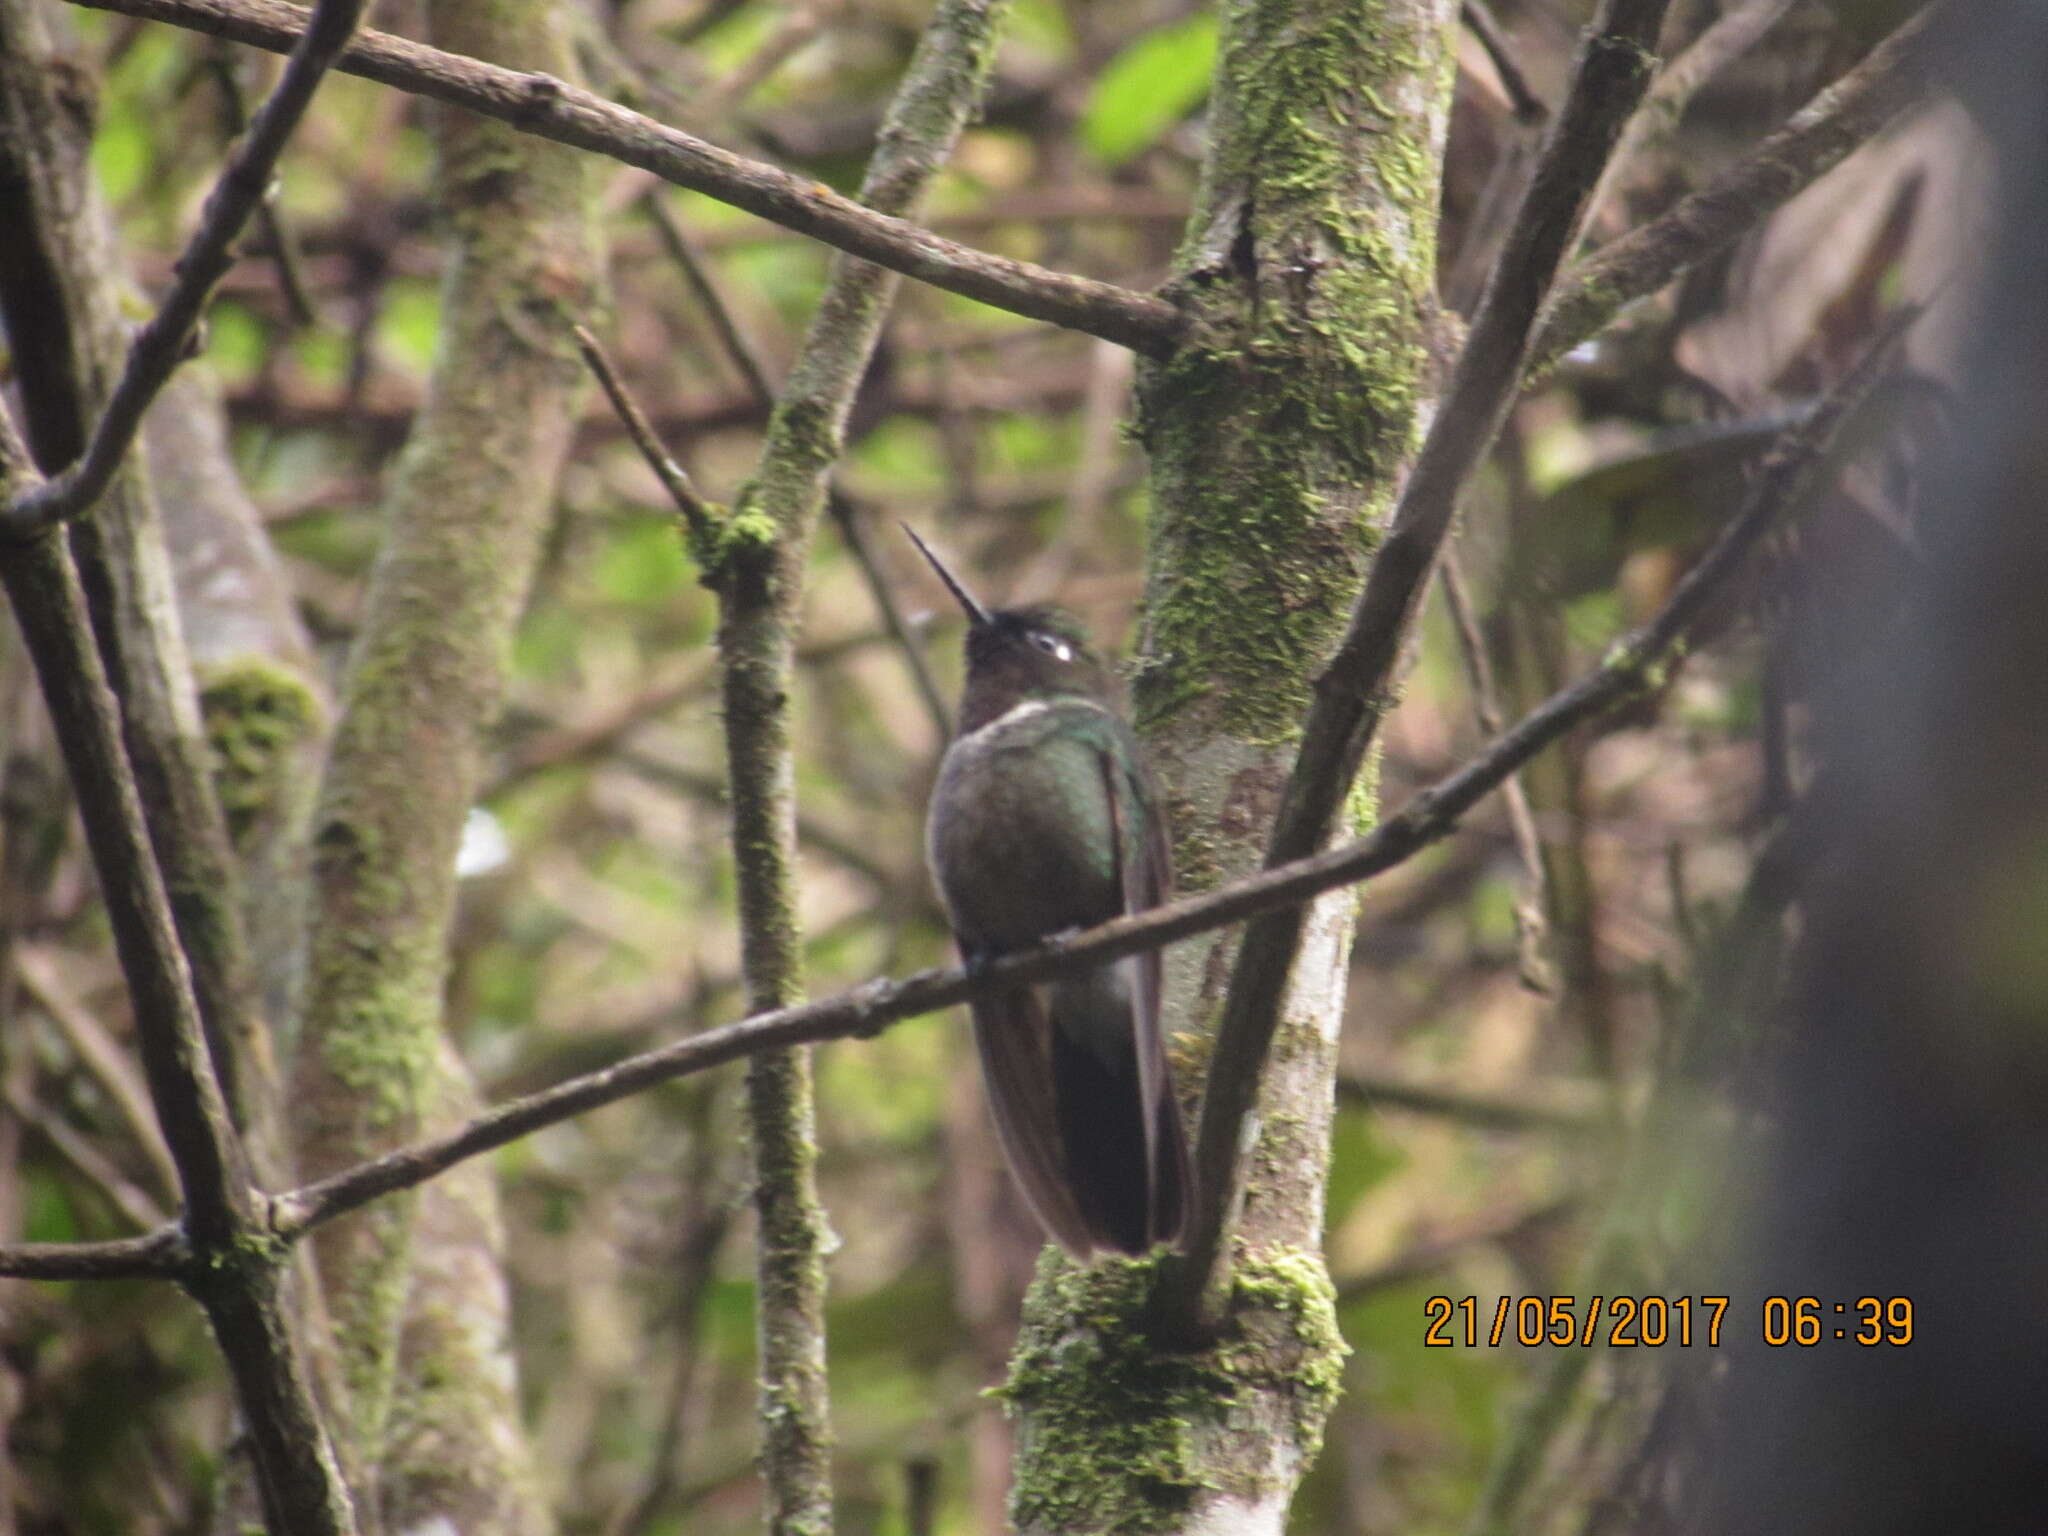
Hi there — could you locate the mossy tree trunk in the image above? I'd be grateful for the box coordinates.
[287,0,598,1524]
[1003,1,1459,1531]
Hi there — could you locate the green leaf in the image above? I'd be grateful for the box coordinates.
[1080,15,1217,165]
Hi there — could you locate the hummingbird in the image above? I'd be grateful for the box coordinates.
[906,526,1190,1258]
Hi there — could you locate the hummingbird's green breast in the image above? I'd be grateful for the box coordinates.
[926,697,1134,954]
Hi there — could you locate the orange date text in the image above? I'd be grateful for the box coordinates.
[1423,1295,1730,1348]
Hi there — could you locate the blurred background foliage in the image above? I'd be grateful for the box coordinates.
[0,0,1966,1530]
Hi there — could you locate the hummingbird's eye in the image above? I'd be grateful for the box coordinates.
[1030,631,1074,662]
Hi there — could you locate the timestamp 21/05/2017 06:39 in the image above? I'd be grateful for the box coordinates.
[1423,1295,1914,1348]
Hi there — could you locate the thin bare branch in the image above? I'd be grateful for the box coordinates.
[205,44,318,326]
[1167,0,1676,1341]
[1584,0,1799,235]
[641,191,779,405]
[3,0,369,535]
[1461,0,1546,124]
[1338,1072,1595,1135]
[573,323,723,541]
[0,455,249,1246]
[1439,554,1551,992]
[3,1081,171,1232]
[14,945,180,1200]
[0,1227,188,1280]
[64,0,1187,355]
[828,489,955,740]
[1531,2,1944,373]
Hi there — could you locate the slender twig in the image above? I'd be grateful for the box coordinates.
[640,191,778,404]
[828,489,954,740]
[1166,0,1676,1341]
[690,0,829,121]
[63,0,1187,355]
[0,439,249,1247]
[206,45,318,325]
[3,0,368,535]
[1439,554,1552,992]
[1461,0,1546,124]
[4,1082,171,1232]
[1337,1073,1594,1135]
[1530,2,1943,373]
[494,666,712,789]
[14,946,181,1200]
[1583,0,1798,235]
[618,750,897,892]
[572,324,722,541]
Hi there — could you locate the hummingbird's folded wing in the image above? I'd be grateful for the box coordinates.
[1096,731,1190,1248]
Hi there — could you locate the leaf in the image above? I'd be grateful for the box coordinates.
[1080,15,1217,166]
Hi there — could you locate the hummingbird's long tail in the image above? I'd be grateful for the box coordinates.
[970,983,1189,1258]
[1050,1019,1189,1255]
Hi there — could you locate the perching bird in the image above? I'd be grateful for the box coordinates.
[907,526,1190,1258]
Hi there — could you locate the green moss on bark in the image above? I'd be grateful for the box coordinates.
[197,658,324,849]
[1135,0,1453,745]
[1002,1249,1346,1534]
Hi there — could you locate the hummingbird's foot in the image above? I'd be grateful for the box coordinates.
[958,944,995,978]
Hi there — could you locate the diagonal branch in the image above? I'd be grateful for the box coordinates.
[63,0,1186,355]
[0,0,286,1184]
[573,323,723,543]
[0,417,358,1531]
[1165,0,1676,1339]
[1530,2,1944,373]
[1583,0,1800,235]
[0,1228,190,1281]
[0,434,250,1251]
[3,0,369,536]
[1461,0,1547,125]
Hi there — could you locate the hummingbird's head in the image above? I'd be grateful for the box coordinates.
[903,525,1117,731]
[962,605,1113,719]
